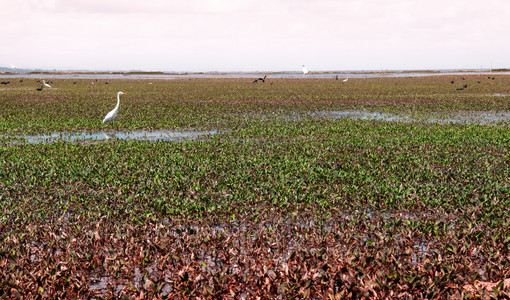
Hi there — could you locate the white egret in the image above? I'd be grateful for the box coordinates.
[343,77,349,82]
[42,80,51,88]
[102,91,126,124]
[302,65,309,76]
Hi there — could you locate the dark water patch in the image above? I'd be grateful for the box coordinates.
[89,276,111,294]
[8,129,218,144]
[412,240,431,264]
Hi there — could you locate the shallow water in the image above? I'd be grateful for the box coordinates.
[4,110,510,145]
[314,111,409,122]
[316,110,510,125]
[10,129,218,144]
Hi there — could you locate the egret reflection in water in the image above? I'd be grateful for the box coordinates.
[103,132,114,140]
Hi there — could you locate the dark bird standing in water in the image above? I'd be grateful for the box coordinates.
[36,86,43,91]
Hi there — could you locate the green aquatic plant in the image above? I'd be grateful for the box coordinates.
[1,76,510,297]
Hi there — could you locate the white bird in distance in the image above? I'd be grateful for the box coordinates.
[42,80,51,88]
[103,91,126,124]
[302,65,309,76]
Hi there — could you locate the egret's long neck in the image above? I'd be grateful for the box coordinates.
[115,93,121,110]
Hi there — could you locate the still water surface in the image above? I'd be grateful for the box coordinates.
[11,129,218,144]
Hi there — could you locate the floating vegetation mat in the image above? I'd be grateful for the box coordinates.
[2,76,510,298]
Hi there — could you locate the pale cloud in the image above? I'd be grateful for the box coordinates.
[1,0,509,71]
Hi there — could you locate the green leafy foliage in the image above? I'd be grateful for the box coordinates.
[1,76,510,297]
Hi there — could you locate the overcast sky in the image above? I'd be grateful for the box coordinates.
[2,0,509,72]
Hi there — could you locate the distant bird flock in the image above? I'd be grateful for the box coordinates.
[451,75,496,91]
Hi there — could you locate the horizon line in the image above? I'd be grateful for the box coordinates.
[1,67,508,74]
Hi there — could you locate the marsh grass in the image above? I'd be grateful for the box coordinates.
[1,76,510,297]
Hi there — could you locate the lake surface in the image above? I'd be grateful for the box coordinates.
[1,70,508,80]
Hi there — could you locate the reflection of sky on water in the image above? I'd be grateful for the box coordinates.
[316,110,510,125]
[13,129,218,144]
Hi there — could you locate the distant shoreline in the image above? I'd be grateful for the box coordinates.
[1,69,509,80]
[1,68,509,76]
